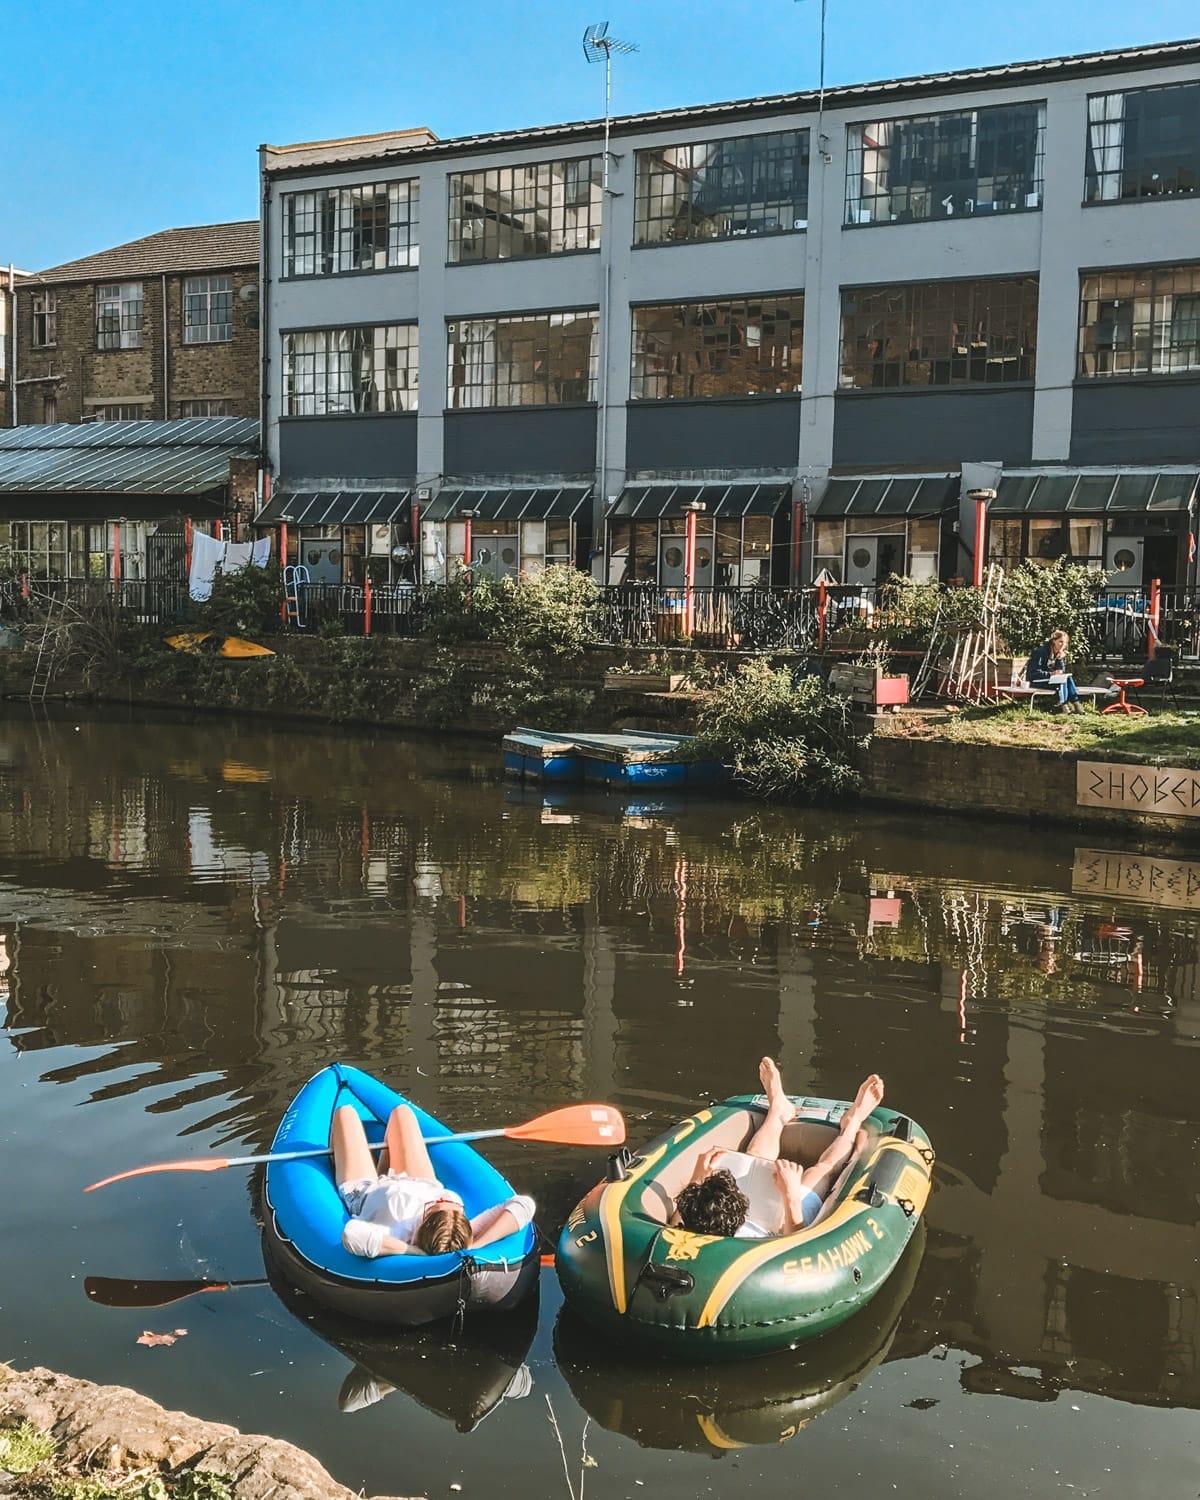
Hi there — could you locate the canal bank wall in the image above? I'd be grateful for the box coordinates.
[0,1363,416,1500]
[861,736,1200,841]
[3,633,1197,841]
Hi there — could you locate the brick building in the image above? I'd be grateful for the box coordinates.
[9,223,260,428]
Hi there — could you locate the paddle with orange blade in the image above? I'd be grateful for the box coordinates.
[85,1103,625,1192]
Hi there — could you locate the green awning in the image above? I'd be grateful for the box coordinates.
[992,471,1199,514]
[423,486,591,522]
[810,476,957,517]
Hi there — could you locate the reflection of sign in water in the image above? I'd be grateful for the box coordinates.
[1076,761,1200,819]
[1072,848,1200,909]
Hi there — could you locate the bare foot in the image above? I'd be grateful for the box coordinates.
[759,1056,791,1117]
[853,1073,884,1116]
[774,1159,811,1231]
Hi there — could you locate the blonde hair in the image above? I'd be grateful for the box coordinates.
[414,1205,471,1255]
[1051,630,1069,647]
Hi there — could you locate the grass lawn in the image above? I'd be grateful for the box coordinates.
[877,705,1200,765]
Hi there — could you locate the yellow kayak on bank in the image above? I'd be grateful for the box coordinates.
[165,631,275,660]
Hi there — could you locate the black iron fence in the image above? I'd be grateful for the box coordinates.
[1,574,1197,660]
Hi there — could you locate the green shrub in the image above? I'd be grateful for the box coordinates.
[998,561,1107,657]
[197,563,282,639]
[690,660,863,803]
[504,566,599,656]
[0,1420,56,1472]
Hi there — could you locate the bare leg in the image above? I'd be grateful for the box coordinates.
[330,1105,377,1186]
[745,1057,795,1161]
[379,1104,437,1182]
[799,1074,883,1198]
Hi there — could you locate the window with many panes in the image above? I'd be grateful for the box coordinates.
[446,311,598,407]
[1086,83,1200,203]
[90,403,150,421]
[96,283,143,350]
[631,295,804,400]
[282,325,418,415]
[282,180,420,276]
[32,292,57,347]
[447,157,603,263]
[179,399,235,417]
[845,102,1045,225]
[839,278,1038,389]
[1078,264,1200,377]
[183,276,233,343]
[634,130,809,244]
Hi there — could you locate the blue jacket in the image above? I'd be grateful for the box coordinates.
[1025,643,1065,684]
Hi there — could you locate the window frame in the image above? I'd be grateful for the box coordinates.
[182,275,234,345]
[281,179,421,278]
[1085,82,1200,205]
[844,101,1046,227]
[179,398,236,418]
[447,155,604,265]
[838,275,1039,391]
[445,308,599,409]
[281,322,419,416]
[90,403,151,422]
[1077,262,1200,379]
[32,291,57,348]
[634,129,810,247]
[630,293,805,401]
[96,282,144,351]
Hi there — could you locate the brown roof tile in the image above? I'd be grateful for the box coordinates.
[36,221,259,284]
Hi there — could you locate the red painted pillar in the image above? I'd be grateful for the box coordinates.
[278,523,288,568]
[184,518,193,577]
[462,516,472,574]
[791,499,804,585]
[215,519,224,542]
[683,505,698,637]
[112,523,121,599]
[1148,576,1161,658]
[363,572,372,637]
[817,577,828,649]
[973,493,989,589]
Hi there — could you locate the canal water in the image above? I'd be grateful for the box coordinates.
[0,708,1196,1500]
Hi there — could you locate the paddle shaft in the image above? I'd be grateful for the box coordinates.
[221,1128,505,1170]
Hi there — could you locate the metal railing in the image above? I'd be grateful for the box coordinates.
[1,574,1196,660]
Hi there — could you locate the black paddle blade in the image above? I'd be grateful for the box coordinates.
[84,1275,238,1308]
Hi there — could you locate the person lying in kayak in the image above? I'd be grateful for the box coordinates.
[332,1103,535,1257]
[672,1058,884,1238]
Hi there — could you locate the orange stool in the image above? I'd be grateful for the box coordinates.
[1102,677,1146,716]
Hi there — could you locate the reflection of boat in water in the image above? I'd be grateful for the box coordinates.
[554,1220,924,1453]
[265,1241,539,1428]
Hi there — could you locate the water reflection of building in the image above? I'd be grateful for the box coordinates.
[1,714,1198,1412]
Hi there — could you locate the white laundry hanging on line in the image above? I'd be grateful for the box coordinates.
[189,531,273,602]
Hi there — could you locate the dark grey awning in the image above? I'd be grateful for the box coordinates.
[257,490,411,526]
[613,482,791,519]
[810,476,958,517]
[992,471,1199,514]
[423,486,591,521]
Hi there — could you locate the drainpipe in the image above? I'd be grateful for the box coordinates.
[259,163,272,515]
[161,273,170,419]
[8,263,17,427]
[1147,576,1161,659]
[791,492,805,585]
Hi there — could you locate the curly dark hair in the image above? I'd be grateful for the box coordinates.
[674,1168,750,1237]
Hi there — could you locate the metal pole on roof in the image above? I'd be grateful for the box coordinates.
[583,23,637,573]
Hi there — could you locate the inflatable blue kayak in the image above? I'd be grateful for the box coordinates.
[263,1063,539,1325]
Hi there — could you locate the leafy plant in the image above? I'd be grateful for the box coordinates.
[0,1421,57,1473]
[197,562,282,639]
[689,659,864,803]
[998,561,1107,657]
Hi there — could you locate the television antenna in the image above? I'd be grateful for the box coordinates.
[582,21,637,564]
[795,0,831,161]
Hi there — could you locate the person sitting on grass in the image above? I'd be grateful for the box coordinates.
[1025,629,1083,713]
[332,1102,534,1258]
[672,1058,883,1239]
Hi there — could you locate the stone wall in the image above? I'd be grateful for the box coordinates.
[862,735,1200,841]
[9,269,258,426]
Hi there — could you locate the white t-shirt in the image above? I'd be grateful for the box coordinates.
[340,1170,463,1248]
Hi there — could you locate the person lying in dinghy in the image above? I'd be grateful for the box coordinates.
[672,1058,883,1239]
[332,1104,535,1257]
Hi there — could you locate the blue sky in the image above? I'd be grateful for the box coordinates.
[5,0,1198,270]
